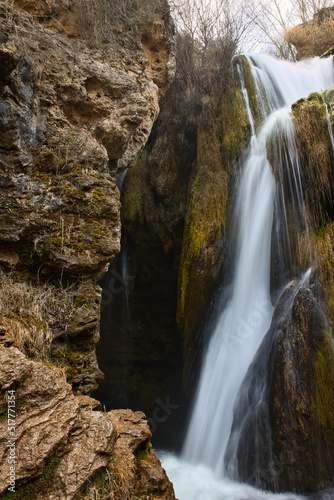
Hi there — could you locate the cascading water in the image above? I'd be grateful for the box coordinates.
[182,104,276,472]
[160,54,334,499]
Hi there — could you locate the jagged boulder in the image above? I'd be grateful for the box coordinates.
[0,344,117,499]
[0,344,176,499]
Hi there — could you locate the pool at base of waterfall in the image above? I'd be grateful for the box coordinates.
[159,452,327,500]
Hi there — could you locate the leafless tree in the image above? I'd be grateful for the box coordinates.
[170,0,253,54]
[242,0,296,60]
[293,0,332,23]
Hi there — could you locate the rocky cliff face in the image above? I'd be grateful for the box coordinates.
[0,0,175,497]
[0,0,174,392]
[96,47,253,425]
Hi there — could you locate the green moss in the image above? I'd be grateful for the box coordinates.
[4,454,62,500]
[121,150,152,224]
[314,225,326,240]
[221,88,249,162]
[314,222,334,321]
[18,241,38,267]
[51,348,78,384]
[134,440,150,462]
[314,331,334,441]
[238,56,263,129]
[177,78,251,337]
[292,91,334,229]
[81,469,110,499]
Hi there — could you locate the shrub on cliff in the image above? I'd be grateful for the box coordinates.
[0,272,75,361]
[286,7,334,59]
[73,0,167,45]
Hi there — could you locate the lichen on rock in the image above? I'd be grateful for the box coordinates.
[0,0,174,392]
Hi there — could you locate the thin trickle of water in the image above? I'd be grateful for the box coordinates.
[162,54,334,499]
[325,103,334,150]
[121,245,131,326]
[237,62,256,135]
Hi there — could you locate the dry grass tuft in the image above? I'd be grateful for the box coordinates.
[81,454,133,500]
[0,271,76,361]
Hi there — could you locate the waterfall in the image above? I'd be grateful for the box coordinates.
[161,54,334,499]
[182,104,276,472]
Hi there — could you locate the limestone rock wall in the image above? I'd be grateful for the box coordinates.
[0,0,174,392]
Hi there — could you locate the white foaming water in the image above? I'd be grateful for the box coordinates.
[160,54,334,499]
[160,453,306,500]
[182,112,277,471]
[247,53,334,110]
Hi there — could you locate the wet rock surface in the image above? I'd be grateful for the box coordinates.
[227,279,334,494]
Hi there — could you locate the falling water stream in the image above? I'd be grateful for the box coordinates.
[160,54,334,499]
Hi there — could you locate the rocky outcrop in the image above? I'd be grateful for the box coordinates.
[106,410,176,500]
[225,275,334,494]
[0,344,175,499]
[287,7,334,59]
[0,344,117,499]
[292,88,334,230]
[0,0,174,392]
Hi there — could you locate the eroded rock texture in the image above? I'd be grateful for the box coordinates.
[0,0,174,392]
[0,344,175,499]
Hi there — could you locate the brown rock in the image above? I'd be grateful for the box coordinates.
[0,345,117,499]
[107,410,176,500]
[0,0,174,392]
[0,345,175,499]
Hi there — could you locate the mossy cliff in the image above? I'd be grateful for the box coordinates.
[229,276,334,494]
[267,87,334,494]
[177,74,252,380]
[292,89,334,230]
[228,87,334,494]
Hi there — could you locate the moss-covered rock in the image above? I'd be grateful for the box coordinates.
[292,88,334,229]
[116,48,257,405]
[177,68,253,369]
[230,278,334,494]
